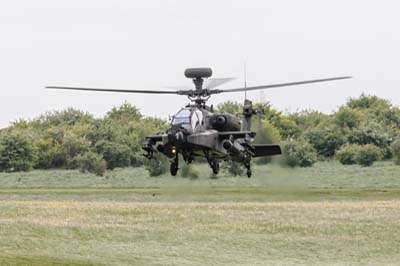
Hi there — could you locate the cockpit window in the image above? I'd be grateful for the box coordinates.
[172,109,191,125]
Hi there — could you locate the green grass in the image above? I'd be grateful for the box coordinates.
[1,161,400,265]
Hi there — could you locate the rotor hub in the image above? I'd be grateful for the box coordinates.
[183,68,214,107]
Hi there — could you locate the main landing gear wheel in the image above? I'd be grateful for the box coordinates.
[170,154,179,176]
[170,161,178,176]
[244,162,252,178]
[246,169,252,178]
[211,159,219,175]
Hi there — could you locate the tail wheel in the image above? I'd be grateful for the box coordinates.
[244,162,252,178]
[170,161,178,176]
[211,160,219,174]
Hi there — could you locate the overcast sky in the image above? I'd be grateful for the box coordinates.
[0,0,399,127]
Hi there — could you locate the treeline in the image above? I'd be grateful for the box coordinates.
[218,94,400,170]
[0,94,400,176]
[0,103,167,175]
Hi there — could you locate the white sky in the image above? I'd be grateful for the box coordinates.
[1,0,399,127]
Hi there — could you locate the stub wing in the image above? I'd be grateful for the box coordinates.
[252,144,282,157]
[218,131,256,140]
[145,135,163,142]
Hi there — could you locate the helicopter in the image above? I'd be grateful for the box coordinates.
[47,68,351,177]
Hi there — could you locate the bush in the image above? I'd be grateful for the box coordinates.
[355,144,382,167]
[180,164,199,179]
[392,138,400,165]
[336,144,360,165]
[0,134,37,172]
[144,153,168,177]
[76,152,107,176]
[95,140,132,169]
[281,139,317,167]
[221,160,244,176]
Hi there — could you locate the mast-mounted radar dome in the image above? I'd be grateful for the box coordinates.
[184,68,213,79]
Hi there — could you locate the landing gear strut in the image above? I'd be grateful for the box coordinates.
[211,159,220,174]
[244,162,252,178]
[204,150,219,175]
[170,154,179,176]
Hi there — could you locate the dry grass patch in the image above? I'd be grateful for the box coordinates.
[1,200,400,265]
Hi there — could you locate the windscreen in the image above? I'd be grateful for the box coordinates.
[172,109,191,125]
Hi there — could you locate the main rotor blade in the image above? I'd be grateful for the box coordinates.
[215,76,352,94]
[46,86,181,94]
[204,77,236,90]
[164,85,192,90]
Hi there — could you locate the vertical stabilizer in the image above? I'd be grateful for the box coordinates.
[242,99,254,131]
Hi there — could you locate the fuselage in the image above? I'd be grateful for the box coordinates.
[157,105,241,160]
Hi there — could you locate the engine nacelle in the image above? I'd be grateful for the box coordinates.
[221,139,247,161]
[210,113,241,131]
[222,139,233,150]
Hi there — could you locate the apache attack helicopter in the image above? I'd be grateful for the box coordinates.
[47,68,350,177]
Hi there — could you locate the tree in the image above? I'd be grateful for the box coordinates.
[347,94,392,110]
[252,119,281,164]
[391,138,400,165]
[32,108,94,128]
[62,133,90,168]
[347,121,391,157]
[305,126,345,157]
[289,110,329,131]
[0,134,37,172]
[35,139,67,169]
[334,107,363,129]
[105,102,142,121]
[259,103,300,139]
[347,94,400,129]
[216,101,243,115]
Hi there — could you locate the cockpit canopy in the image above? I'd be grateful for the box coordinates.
[172,108,204,130]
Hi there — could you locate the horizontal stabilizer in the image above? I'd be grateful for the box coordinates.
[253,144,282,157]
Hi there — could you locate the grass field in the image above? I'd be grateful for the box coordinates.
[1,161,400,265]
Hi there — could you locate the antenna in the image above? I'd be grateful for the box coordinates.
[244,62,247,100]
